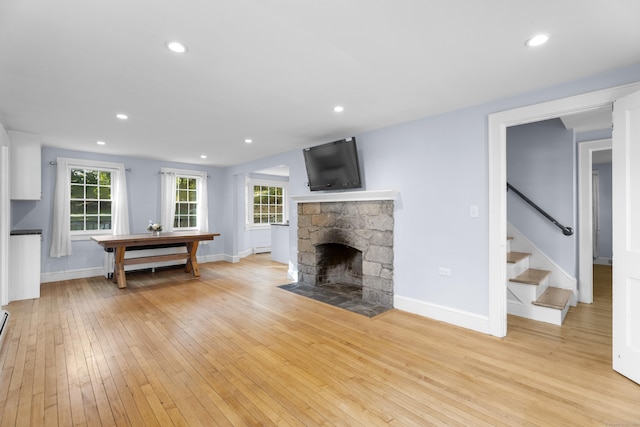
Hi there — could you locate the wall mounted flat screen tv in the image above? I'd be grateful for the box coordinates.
[303,137,362,191]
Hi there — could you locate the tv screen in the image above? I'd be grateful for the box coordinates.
[303,137,362,191]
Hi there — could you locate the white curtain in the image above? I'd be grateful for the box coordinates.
[50,157,130,258]
[111,164,130,235]
[197,174,209,232]
[50,158,72,257]
[160,171,177,232]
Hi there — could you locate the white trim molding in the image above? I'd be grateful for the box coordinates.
[578,138,612,304]
[394,295,490,335]
[488,81,640,338]
[291,189,399,203]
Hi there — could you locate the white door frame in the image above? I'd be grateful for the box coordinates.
[578,139,612,304]
[488,82,640,338]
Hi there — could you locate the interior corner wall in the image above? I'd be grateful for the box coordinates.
[506,118,577,276]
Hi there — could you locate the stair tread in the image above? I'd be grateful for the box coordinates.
[511,268,551,285]
[507,251,530,264]
[532,287,572,310]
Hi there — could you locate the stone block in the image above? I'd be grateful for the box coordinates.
[312,213,336,227]
[297,215,311,227]
[365,215,394,231]
[321,202,344,213]
[299,252,316,266]
[370,230,393,246]
[336,215,364,229]
[298,227,309,239]
[301,203,321,215]
[363,261,382,276]
[365,245,393,264]
[357,202,381,216]
[297,239,313,253]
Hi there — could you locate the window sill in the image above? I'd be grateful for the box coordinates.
[71,231,111,241]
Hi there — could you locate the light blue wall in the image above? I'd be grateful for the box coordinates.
[12,147,225,274]
[11,62,640,320]
[506,119,577,275]
[220,63,640,317]
[593,162,613,259]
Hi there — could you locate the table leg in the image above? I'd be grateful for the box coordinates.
[114,247,127,289]
[185,241,200,276]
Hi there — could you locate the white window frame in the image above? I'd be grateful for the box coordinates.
[160,167,208,232]
[67,159,124,241]
[245,177,288,230]
[69,166,113,238]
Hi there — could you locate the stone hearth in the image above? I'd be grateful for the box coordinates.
[297,199,394,308]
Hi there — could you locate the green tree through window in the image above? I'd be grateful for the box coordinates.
[252,185,284,224]
[70,168,112,231]
[174,177,198,228]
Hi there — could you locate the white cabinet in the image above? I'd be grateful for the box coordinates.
[271,224,289,264]
[9,231,41,301]
[9,131,42,200]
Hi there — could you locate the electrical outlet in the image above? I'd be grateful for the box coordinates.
[439,267,451,276]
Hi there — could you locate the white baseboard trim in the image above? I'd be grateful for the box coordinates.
[394,295,490,335]
[253,246,271,254]
[593,257,612,266]
[238,248,253,259]
[41,267,104,283]
[42,253,235,283]
[198,253,227,264]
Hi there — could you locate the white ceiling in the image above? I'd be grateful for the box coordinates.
[1,0,639,167]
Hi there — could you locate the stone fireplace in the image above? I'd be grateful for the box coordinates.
[296,195,395,308]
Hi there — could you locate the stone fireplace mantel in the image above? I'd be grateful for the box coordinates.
[291,189,399,204]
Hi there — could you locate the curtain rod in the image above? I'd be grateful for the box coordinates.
[158,171,211,178]
[49,160,132,172]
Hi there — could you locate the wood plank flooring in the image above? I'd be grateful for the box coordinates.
[1,258,638,426]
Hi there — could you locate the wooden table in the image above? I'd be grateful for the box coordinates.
[91,231,220,289]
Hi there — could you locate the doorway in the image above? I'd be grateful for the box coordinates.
[578,140,612,304]
[487,82,640,338]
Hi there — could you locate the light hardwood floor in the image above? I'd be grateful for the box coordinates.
[1,257,638,426]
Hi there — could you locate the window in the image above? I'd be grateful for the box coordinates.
[174,176,198,229]
[160,168,208,232]
[246,178,288,227]
[70,168,113,232]
[51,157,129,257]
[253,185,284,224]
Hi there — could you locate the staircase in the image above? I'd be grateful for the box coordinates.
[506,234,576,325]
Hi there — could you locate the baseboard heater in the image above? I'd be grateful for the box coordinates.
[0,310,9,351]
[102,243,188,278]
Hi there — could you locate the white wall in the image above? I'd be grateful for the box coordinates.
[0,124,10,306]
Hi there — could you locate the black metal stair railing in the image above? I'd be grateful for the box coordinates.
[507,182,574,236]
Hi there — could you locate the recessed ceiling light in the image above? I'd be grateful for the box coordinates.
[200,154,207,159]
[333,105,344,113]
[244,139,253,144]
[116,113,128,120]
[525,34,549,47]
[96,140,106,145]
[166,41,188,53]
